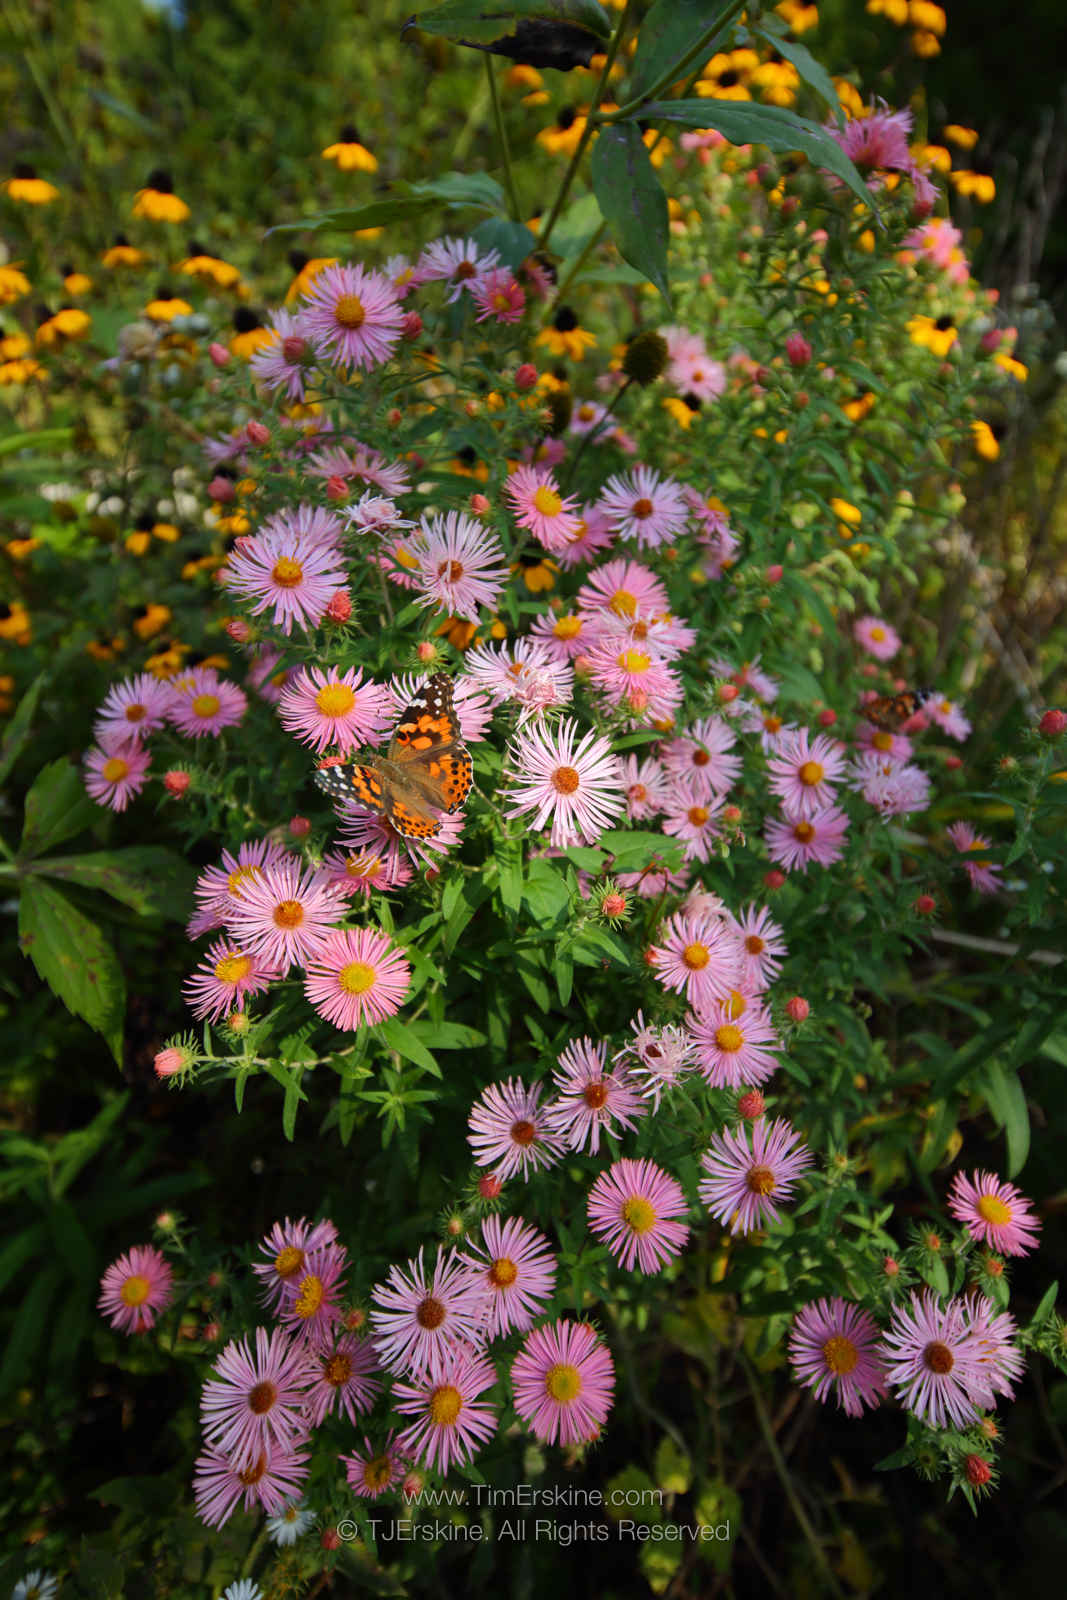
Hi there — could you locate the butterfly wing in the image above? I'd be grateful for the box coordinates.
[389,673,473,814]
[313,759,387,812]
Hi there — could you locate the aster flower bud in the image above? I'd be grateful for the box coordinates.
[163,769,191,798]
[1038,708,1066,738]
[515,362,538,390]
[324,590,352,624]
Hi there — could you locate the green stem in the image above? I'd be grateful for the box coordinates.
[485,57,521,222]
[562,375,633,493]
[551,219,609,305]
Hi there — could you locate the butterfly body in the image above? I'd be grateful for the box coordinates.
[859,687,932,733]
[314,673,472,841]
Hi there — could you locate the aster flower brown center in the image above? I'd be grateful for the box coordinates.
[629,782,647,802]
[416,1294,446,1330]
[873,730,893,751]
[455,260,478,280]
[793,821,815,842]
[124,702,147,721]
[429,1383,462,1424]
[552,764,580,795]
[489,1256,518,1288]
[682,942,709,970]
[365,1454,393,1488]
[545,1362,582,1402]
[334,294,366,329]
[438,559,464,582]
[249,1381,278,1415]
[923,1340,954,1375]
[239,1451,269,1485]
[798,760,824,786]
[120,1274,151,1306]
[510,1117,536,1146]
[822,1334,859,1375]
[691,748,711,767]
[746,1164,776,1195]
[687,805,709,826]
[273,899,305,929]
[274,1245,306,1279]
[745,934,765,954]
[622,1196,657,1234]
[325,1352,354,1387]
[583,1081,608,1109]
[271,556,304,588]
[632,498,654,518]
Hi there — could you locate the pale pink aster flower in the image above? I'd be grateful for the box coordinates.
[946,821,1002,893]
[855,721,913,762]
[345,441,411,498]
[828,100,913,172]
[670,351,726,402]
[649,911,743,1008]
[188,839,294,938]
[258,502,346,552]
[554,503,616,569]
[662,782,726,863]
[740,703,799,754]
[522,434,567,468]
[342,490,412,538]
[688,997,781,1089]
[710,654,778,702]
[300,262,404,370]
[504,465,583,553]
[200,1326,313,1469]
[587,1158,690,1274]
[547,1037,646,1154]
[203,428,248,467]
[393,1344,498,1473]
[853,615,901,661]
[249,307,317,401]
[370,1247,489,1377]
[247,645,296,706]
[698,1116,813,1235]
[303,926,411,1029]
[613,1012,694,1109]
[850,753,932,816]
[93,671,172,743]
[222,526,347,635]
[511,1319,614,1446]
[98,1244,174,1334]
[504,718,625,847]
[947,1171,1041,1256]
[460,1215,557,1338]
[618,753,670,820]
[183,938,277,1022]
[530,608,595,664]
[928,695,972,741]
[590,603,697,659]
[568,398,612,439]
[965,1295,1025,1402]
[585,638,684,723]
[765,806,850,872]
[730,904,788,989]
[223,861,345,973]
[342,1431,407,1498]
[416,235,501,302]
[194,1442,309,1528]
[334,811,412,880]
[596,466,689,549]
[661,324,706,366]
[412,511,508,621]
[468,1077,565,1180]
[767,730,847,818]
[278,665,393,754]
[789,1299,889,1417]
[166,669,248,738]
[879,1291,1001,1430]
[463,637,565,709]
[682,886,729,921]
[384,251,425,297]
[277,1242,349,1351]
[471,268,525,323]
[252,1217,339,1313]
[511,658,575,724]
[319,846,414,898]
[305,1332,382,1425]
[84,738,150,811]
[577,557,668,619]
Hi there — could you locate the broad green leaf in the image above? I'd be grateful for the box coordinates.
[32,846,197,921]
[982,1061,1031,1177]
[0,426,74,459]
[375,1017,442,1078]
[411,0,612,47]
[0,1264,63,1393]
[0,670,47,787]
[755,21,845,127]
[598,829,684,873]
[591,123,671,302]
[269,172,507,237]
[408,1019,487,1050]
[473,216,537,267]
[19,757,98,859]
[1028,1281,1059,1330]
[554,948,574,1005]
[635,99,876,210]
[630,0,736,99]
[17,878,125,1061]
[496,839,524,915]
[552,191,604,258]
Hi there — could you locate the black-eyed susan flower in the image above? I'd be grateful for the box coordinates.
[696,50,759,100]
[152,520,181,543]
[0,264,31,304]
[230,306,273,360]
[834,79,865,120]
[907,313,958,357]
[943,124,979,151]
[662,394,702,428]
[537,107,588,157]
[6,537,39,561]
[0,353,44,385]
[971,419,1001,460]
[843,391,876,423]
[911,28,941,57]
[3,164,59,204]
[505,63,549,106]
[177,241,241,288]
[994,351,1027,382]
[951,170,996,203]
[435,616,479,651]
[513,551,559,593]
[908,0,946,33]
[61,265,93,297]
[35,305,91,348]
[144,285,194,323]
[86,635,125,661]
[830,497,863,539]
[101,234,148,269]
[866,0,908,21]
[132,170,190,223]
[321,125,379,173]
[776,0,819,30]
[750,58,800,108]
[134,603,175,643]
[911,142,951,174]
[536,305,597,361]
[125,517,153,556]
[284,250,339,304]
[0,601,32,644]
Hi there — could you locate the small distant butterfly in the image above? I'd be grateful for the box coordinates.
[313,673,472,842]
[860,687,931,733]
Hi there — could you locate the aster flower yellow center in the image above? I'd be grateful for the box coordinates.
[682,942,709,970]
[552,765,580,795]
[102,756,130,782]
[923,1340,954,1375]
[715,1024,744,1053]
[747,1164,776,1195]
[417,1294,446,1330]
[215,952,252,983]
[227,863,263,897]
[346,853,380,879]
[763,714,783,733]
[273,899,305,929]
[429,1383,463,1425]
[618,648,651,674]
[124,702,147,721]
[870,626,886,641]
[489,1256,518,1288]
[511,1117,536,1146]
[583,1081,608,1109]
[798,760,824,786]
[621,1195,657,1234]
[793,821,815,842]
[295,1275,325,1318]
[274,1245,306,1279]
[822,1334,859,1375]
[873,731,893,751]
[533,486,563,517]
[554,615,581,639]
[545,1362,583,1403]
[315,683,356,717]
[687,805,709,826]
[192,693,221,718]
[726,989,747,1018]
[249,1381,278,1415]
[239,1451,269,1485]
[395,545,419,570]
[271,556,304,588]
[610,588,637,617]
[335,294,366,328]
[632,497,654,518]
[325,1352,353,1386]
[120,1273,151,1307]
[366,1454,393,1488]
[977,1194,1012,1226]
[339,960,376,994]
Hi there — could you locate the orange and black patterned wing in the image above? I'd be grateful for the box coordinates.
[314,757,387,812]
[385,795,445,840]
[860,688,931,732]
[390,673,473,814]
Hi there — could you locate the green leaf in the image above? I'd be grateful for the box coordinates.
[375,1016,443,1078]
[630,0,736,99]
[755,21,845,127]
[282,1068,306,1142]
[0,670,47,788]
[408,1019,487,1050]
[598,829,684,872]
[496,839,524,915]
[0,426,74,459]
[635,99,877,210]
[19,757,98,859]
[982,1061,1031,1177]
[269,172,507,237]
[554,948,574,1006]
[473,215,537,267]
[87,88,161,135]
[17,878,125,1061]
[32,846,197,921]
[1028,1281,1059,1330]
[411,0,612,47]
[0,1264,63,1393]
[591,123,671,303]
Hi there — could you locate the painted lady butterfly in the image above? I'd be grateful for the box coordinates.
[859,687,931,732]
[313,672,473,841]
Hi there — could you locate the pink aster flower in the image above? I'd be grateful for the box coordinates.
[183,937,277,1022]
[84,737,151,811]
[554,502,616,569]
[222,525,347,636]
[947,1170,1041,1256]
[504,717,625,847]
[587,1158,690,1274]
[688,997,781,1089]
[828,100,913,172]
[93,671,172,743]
[569,398,612,439]
[710,654,778,702]
[620,859,691,898]
[460,1216,557,1338]
[511,1319,615,1446]
[299,262,404,371]
[257,502,346,552]
[530,608,595,664]
[589,602,695,662]
[730,904,787,990]
[278,664,393,754]
[576,557,668,619]
[276,1241,349,1351]
[661,782,726,863]
[165,669,248,738]
[547,1037,646,1155]
[252,1217,340,1313]
[855,720,913,763]
[649,911,743,1008]
[412,511,508,621]
[342,488,412,539]
[505,465,583,553]
[789,1299,889,1417]
[661,717,741,795]
[223,861,345,974]
[946,821,1002,893]
[965,1295,1025,1402]
[200,1326,313,1469]
[98,1244,174,1334]
[249,307,317,401]
[586,638,684,724]
[416,234,501,301]
[767,729,847,819]
[928,695,972,741]
[613,1012,694,1109]
[850,753,932,816]
[319,845,414,897]
[343,1431,407,1498]
[853,615,902,661]
[188,839,295,938]
[393,1344,498,1474]
[333,811,413,884]
[879,1291,1003,1430]
[596,466,689,549]
[371,1246,489,1378]
[463,637,568,710]
[765,805,850,872]
[618,753,670,820]
[305,1332,382,1425]
[247,645,296,706]
[698,1116,813,1235]
[468,1077,566,1180]
[470,267,525,323]
[302,926,411,1029]
[194,1441,309,1528]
